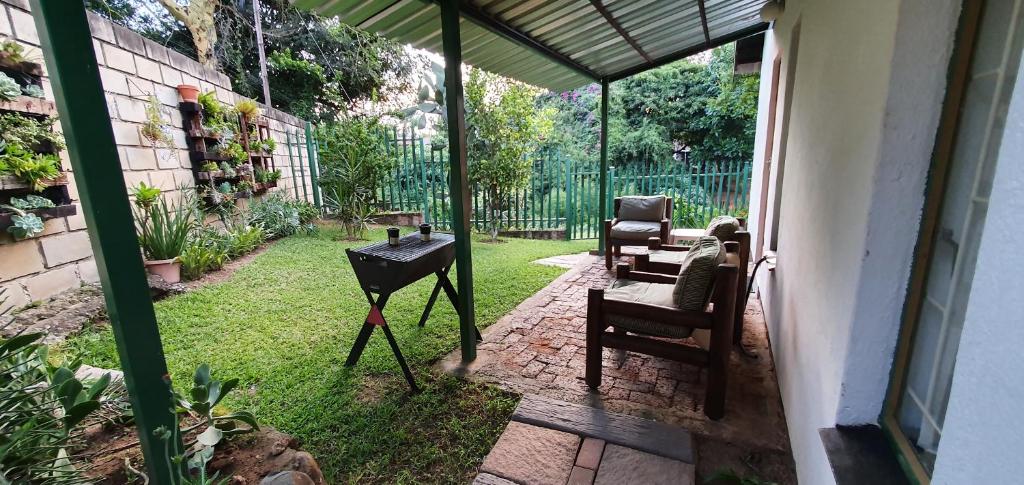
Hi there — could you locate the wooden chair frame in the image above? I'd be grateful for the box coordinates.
[635,232,750,345]
[585,259,739,420]
[604,196,673,269]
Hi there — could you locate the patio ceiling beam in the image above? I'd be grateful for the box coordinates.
[30,1,179,483]
[440,0,477,362]
[606,22,769,82]
[589,0,652,64]
[697,0,711,45]
[434,0,600,82]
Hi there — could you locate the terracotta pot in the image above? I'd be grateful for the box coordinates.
[176,84,200,103]
[145,258,181,283]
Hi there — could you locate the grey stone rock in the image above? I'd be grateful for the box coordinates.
[260,471,314,485]
[473,473,518,485]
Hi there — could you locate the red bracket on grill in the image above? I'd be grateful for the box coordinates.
[366,305,386,326]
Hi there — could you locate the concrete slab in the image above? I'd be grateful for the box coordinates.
[480,421,580,485]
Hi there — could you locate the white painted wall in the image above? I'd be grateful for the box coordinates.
[750,0,961,483]
[930,48,1024,485]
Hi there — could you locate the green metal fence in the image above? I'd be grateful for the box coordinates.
[314,126,752,240]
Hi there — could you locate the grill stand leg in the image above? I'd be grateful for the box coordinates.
[439,270,482,341]
[344,291,419,392]
[381,323,420,393]
[418,266,451,327]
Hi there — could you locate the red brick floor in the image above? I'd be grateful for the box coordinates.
[441,252,797,483]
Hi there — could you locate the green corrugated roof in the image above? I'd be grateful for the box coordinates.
[291,0,771,91]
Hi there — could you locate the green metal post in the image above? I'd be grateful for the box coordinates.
[564,157,573,240]
[30,2,178,483]
[286,132,300,199]
[304,122,321,209]
[295,130,309,203]
[440,0,477,362]
[598,78,609,253]
[419,136,431,223]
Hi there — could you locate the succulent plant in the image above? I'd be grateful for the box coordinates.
[0,72,20,101]
[20,84,43,98]
[4,208,45,239]
[8,194,54,210]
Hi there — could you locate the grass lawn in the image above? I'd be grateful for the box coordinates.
[62,224,592,483]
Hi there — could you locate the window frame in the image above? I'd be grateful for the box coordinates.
[880,1,984,483]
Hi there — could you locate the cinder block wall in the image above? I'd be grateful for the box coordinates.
[0,1,317,309]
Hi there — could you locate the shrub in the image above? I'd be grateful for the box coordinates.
[316,116,393,239]
[179,242,228,280]
[246,194,316,239]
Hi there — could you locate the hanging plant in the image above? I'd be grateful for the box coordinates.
[141,96,174,150]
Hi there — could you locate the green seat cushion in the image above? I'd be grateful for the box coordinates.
[618,196,666,222]
[604,279,693,339]
[672,236,725,311]
[705,215,740,241]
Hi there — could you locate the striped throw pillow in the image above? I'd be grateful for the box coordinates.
[705,215,740,241]
[672,236,725,310]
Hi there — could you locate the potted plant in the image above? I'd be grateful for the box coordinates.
[132,182,193,283]
[177,84,200,103]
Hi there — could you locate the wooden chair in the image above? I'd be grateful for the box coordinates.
[585,243,741,420]
[604,196,673,269]
[635,229,750,345]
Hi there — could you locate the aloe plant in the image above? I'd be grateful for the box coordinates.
[134,189,195,261]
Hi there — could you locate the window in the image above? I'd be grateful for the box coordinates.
[883,0,1024,481]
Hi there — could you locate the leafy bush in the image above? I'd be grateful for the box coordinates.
[246,193,317,239]
[316,116,393,238]
[179,242,228,280]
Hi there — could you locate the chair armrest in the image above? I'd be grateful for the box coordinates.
[648,236,691,252]
[660,218,670,241]
[602,299,714,329]
[724,241,739,253]
[616,264,677,284]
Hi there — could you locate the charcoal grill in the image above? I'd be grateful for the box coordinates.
[345,232,480,392]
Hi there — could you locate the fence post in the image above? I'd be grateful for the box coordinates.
[608,165,616,219]
[286,132,300,200]
[564,157,573,240]
[295,130,309,202]
[304,122,321,210]
[419,136,431,224]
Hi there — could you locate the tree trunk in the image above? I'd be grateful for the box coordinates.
[157,0,220,68]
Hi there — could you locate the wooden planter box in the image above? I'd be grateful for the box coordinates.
[0,173,69,191]
[0,53,43,77]
[0,203,76,228]
[0,96,57,117]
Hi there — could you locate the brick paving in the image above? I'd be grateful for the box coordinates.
[442,252,797,483]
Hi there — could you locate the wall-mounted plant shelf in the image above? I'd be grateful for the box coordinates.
[0,55,43,77]
[0,174,69,191]
[0,96,57,117]
[0,203,76,228]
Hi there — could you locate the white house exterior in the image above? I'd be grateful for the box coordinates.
[746,0,1023,483]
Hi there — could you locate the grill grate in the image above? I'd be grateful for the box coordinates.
[351,232,455,262]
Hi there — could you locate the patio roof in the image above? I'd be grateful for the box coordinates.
[292,0,772,91]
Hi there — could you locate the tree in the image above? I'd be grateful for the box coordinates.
[155,0,219,67]
[464,68,554,241]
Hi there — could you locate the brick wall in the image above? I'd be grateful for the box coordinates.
[0,1,317,309]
